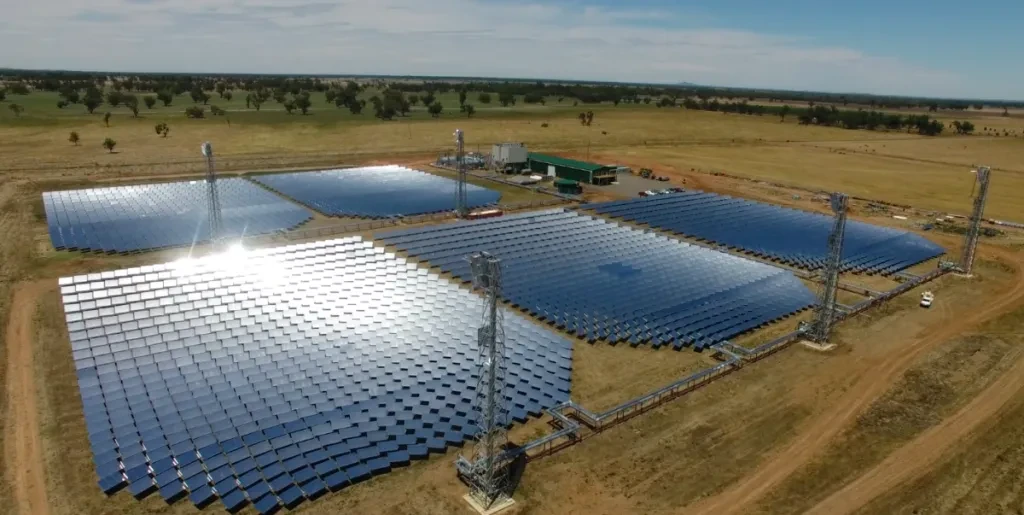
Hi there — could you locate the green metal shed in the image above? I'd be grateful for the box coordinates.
[554,178,583,195]
[527,153,617,185]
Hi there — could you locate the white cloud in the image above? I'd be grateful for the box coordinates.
[0,0,990,98]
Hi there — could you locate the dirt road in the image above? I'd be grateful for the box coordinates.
[805,343,1024,515]
[4,281,51,515]
[684,248,1024,515]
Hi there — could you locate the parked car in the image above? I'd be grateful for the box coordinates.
[656,176,670,182]
[920,291,934,308]
[668,187,685,193]
[638,191,650,197]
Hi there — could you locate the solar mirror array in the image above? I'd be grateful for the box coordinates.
[378,209,816,350]
[44,179,313,254]
[61,238,572,514]
[249,166,502,218]
[585,191,945,275]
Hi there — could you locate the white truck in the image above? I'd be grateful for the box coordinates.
[920,291,934,308]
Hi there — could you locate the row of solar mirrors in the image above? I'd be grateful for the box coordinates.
[378,209,817,350]
[61,237,573,514]
[42,166,502,253]
[583,190,946,275]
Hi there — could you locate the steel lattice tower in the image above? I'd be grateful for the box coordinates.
[454,129,469,218]
[960,166,991,275]
[202,142,223,241]
[462,251,509,508]
[809,192,849,344]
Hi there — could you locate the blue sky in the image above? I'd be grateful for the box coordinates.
[1,0,1020,99]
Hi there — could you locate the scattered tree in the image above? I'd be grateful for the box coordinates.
[421,92,436,107]
[106,91,123,108]
[426,101,443,118]
[348,100,365,115]
[156,90,174,107]
[459,89,467,106]
[69,131,80,146]
[498,92,516,107]
[222,91,233,101]
[952,120,975,135]
[122,94,139,117]
[294,92,312,114]
[463,103,475,117]
[478,92,492,104]
[103,112,111,127]
[143,96,156,109]
[7,103,23,117]
[780,105,791,122]
[84,96,102,114]
[210,105,226,116]
[376,104,397,120]
[184,106,205,119]
[523,92,544,104]
[578,112,587,125]
[1003,107,1010,117]
[408,94,419,106]
[102,137,117,153]
[643,97,651,104]
[59,88,80,104]
[56,100,68,109]
[215,82,227,98]
[0,89,6,102]
[8,82,30,95]
[283,100,296,114]
[190,86,210,104]
[273,90,288,104]
[154,122,168,136]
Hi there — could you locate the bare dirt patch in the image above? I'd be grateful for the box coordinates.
[4,281,51,515]
[684,250,1024,515]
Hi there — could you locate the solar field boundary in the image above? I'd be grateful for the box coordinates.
[582,190,946,276]
[577,207,899,299]
[57,237,574,514]
[246,166,503,219]
[375,208,818,351]
[43,178,316,255]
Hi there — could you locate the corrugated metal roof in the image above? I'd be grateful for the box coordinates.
[554,178,579,185]
[528,153,609,172]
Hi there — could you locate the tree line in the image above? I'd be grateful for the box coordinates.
[658,97,951,136]
[4,70,1020,111]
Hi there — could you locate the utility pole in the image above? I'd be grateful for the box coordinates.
[201,142,222,242]
[960,166,991,276]
[807,192,848,344]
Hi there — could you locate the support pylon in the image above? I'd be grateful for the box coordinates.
[960,166,991,276]
[201,142,222,241]
[456,252,512,512]
[808,192,848,344]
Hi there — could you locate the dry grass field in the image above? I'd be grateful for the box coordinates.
[2,95,1024,515]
